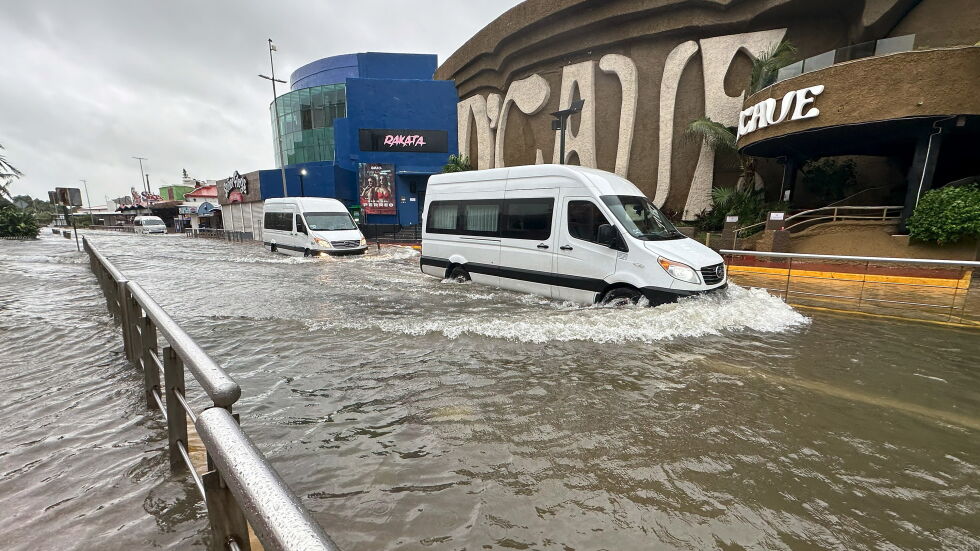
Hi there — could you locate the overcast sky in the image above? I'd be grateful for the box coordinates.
[1,1,521,205]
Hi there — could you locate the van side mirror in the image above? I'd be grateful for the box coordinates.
[596,224,616,247]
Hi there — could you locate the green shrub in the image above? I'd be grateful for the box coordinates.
[694,187,786,234]
[0,205,40,238]
[907,184,980,245]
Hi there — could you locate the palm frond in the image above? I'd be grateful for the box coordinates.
[686,117,737,155]
[442,154,474,173]
[0,143,24,184]
[750,40,798,93]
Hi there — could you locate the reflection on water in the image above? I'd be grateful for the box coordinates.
[1,231,977,550]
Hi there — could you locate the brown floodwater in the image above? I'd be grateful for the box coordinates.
[1,231,977,550]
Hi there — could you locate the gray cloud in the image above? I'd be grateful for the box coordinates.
[1,0,521,204]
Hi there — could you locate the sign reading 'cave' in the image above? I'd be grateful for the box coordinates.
[359,129,448,153]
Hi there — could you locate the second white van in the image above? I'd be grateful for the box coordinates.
[420,165,726,306]
[263,197,367,256]
[134,215,167,234]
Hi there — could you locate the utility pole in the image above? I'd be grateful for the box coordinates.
[132,156,148,198]
[80,179,94,225]
[259,38,288,198]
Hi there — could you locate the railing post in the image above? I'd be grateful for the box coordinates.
[118,281,132,357]
[202,468,252,551]
[163,346,189,472]
[140,316,161,410]
[127,295,142,366]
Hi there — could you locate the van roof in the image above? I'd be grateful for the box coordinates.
[427,164,643,197]
[264,197,348,210]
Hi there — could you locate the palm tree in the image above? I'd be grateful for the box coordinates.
[686,117,762,191]
[442,154,473,173]
[749,40,798,93]
[0,143,24,200]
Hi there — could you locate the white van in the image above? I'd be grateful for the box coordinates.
[420,165,726,306]
[134,215,167,234]
[263,197,367,256]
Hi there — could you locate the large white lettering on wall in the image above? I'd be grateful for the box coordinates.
[456,29,789,220]
[737,84,824,138]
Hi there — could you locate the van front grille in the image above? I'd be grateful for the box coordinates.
[331,240,359,249]
[701,263,725,285]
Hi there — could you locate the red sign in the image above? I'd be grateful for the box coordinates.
[358,163,396,215]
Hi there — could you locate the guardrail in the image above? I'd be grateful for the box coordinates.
[88,224,136,233]
[721,249,980,325]
[83,236,338,551]
[185,228,253,242]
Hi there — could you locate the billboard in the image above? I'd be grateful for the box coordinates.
[54,187,83,206]
[358,163,396,215]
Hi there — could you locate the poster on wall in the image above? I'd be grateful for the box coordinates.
[358,163,396,215]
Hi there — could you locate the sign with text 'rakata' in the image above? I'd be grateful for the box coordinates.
[359,129,448,153]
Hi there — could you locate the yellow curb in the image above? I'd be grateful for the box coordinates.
[729,265,972,289]
[790,304,980,330]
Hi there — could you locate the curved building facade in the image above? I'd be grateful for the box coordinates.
[436,0,979,220]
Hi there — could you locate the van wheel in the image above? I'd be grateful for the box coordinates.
[270,243,277,252]
[449,266,471,283]
[303,248,311,257]
[601,287,642,307]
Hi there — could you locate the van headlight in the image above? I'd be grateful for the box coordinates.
[359,237,367,246]
[313,237,332,248]
[658,257,700,284]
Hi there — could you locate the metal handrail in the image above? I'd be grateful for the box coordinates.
[127,282,240,407]
[781,205,902,232]
[196,408,341,551]
[81,236,336,551]
[720,249,980,267]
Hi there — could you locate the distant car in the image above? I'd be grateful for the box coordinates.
[134,215,167,234]
[263,197,367,256]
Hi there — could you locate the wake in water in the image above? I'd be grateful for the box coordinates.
[306,284,809,343]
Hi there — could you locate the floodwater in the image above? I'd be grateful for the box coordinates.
[1,231,977,550]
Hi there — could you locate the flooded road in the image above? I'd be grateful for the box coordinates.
[1,231,978,550]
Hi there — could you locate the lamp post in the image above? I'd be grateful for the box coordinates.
[550,99,585,164]
[80,179,94,225]
[259,38,288,198]
[299,168,307,196]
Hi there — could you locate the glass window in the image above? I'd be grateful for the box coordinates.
[427,202,458,232]
[295,214,307,234]
[567,201,610,243]
[600,195,685,241]
[503,198,553,240]
[305,212,357,231]
[464,202,499,234]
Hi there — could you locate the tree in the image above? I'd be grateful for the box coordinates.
[0,205,40,238]
[442,154,474,173]
[749,40,798,93]
[0,143,24,201]
[686,117,763,192]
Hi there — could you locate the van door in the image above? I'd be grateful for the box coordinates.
[555,196,620,303]
[498,189,558,298]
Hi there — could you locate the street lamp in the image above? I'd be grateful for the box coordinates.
[299,168,307,197]
[259,38,288,198]
[550,99,585,164]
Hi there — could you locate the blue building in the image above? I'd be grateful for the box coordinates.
[251,52,459,233]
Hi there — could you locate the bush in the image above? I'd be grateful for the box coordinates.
[693,187,786,234]
[907,183,980,245]
[0,205,40,237]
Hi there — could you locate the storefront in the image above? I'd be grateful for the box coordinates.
[436,0,978,220]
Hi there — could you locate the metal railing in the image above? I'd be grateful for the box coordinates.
[185,228,254,242]
[773,34,915,85]
[83,236,338,551]
[88,224,136,233]
[721,249,980,325]
[781,205,902,232]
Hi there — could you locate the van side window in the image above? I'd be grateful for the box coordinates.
[295,214,307,234]
[462,201,500,236]
[427,202,459,233]
[503,199,553,240]
[568,200,610,243]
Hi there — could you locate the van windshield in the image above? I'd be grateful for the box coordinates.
[304,212,356,231]
[600,195,685,241]
[143,219,165,225]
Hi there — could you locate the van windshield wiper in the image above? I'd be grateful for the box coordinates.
[639,231,686,240]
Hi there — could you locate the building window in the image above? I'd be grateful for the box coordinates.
[271,84,346,167]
